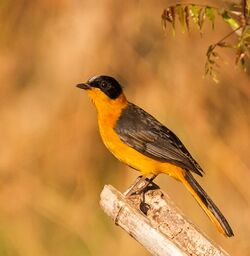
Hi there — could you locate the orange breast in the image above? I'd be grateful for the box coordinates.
[97,104,183,178]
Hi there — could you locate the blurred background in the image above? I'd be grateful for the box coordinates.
[0,0,249,255]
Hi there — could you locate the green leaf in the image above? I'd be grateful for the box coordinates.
[217,41,232,48]
[205,60,219,83]
[198,7,206,32]
[206,44,215,56]
[189,4,199,27]
[176,4,185,32]
[205,44,221,83]
[170,6,176,36]
[205,7,215,29]
[212,51,219,58]
[184,6,190,31]
[162,8,173,23]
[161,7,176,35]
[220,10,240,30]
[236,49,246,71]
[161,9,167,29]
[241,25,250,40]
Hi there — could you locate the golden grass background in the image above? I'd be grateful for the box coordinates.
[0,0,249,255]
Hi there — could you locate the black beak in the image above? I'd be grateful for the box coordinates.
[76,83,91,90]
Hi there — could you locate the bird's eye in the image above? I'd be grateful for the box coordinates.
[100,81,107,88]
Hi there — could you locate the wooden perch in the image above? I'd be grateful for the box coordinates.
[100,180,230,256]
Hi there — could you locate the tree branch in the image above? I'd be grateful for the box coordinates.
[100,182,230,256]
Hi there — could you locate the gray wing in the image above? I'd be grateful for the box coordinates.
[115,103,204,176]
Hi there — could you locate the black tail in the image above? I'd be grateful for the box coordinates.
[183,171,234,237]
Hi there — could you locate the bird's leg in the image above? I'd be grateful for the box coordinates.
[139,175,159,194]
[124,174,160,215]
[138,175,159,215]
[124,174,158,197]
[124,175,145,197]
[138,174,159,194]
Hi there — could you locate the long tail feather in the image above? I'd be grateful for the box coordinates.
[181,171,234,237]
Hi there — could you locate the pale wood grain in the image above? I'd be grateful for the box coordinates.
[100,182,230,256]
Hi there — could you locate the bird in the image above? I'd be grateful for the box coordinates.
[76,75,234,237]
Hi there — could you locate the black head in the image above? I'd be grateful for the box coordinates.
[77,75,123,99]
